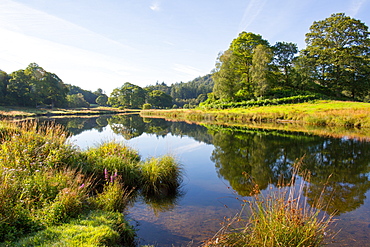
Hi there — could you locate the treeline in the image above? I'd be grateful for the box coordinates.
[0,63,212,109]
[0,63,108,108]
[108,74,213,109]
[203,13,370,108]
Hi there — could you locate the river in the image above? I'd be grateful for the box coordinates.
[43,114,370,246]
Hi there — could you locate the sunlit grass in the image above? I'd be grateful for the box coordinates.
[3,210,135,247]
[204,166,336,247]
[140,155,183,195]
[0,120,184,245]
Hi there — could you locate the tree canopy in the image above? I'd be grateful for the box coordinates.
[207,13,370,105]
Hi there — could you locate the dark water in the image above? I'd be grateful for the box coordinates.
[42,114,370,246]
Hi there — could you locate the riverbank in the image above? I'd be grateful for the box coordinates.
[141,100,370,128]
[0,106,139,118]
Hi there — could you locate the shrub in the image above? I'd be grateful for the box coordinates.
[142,103,152,110]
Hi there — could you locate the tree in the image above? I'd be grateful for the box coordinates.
[250,44,273,97]
[212,50,242,101]
[301,13,370,99]
[7,69,34,106]
[66,93,90,108]
[108,82,146,108]
[0,70,9,105]
[230,32,270,88]
[273,42,298,87]
[96,94,108,106]
[212,32,270,101]
[148,90,173,108]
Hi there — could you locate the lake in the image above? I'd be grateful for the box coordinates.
[43,114,370,246]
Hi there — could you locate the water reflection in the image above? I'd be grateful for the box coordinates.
[207,125,370,215]
[47,115,370,216]
[42,114,370,245]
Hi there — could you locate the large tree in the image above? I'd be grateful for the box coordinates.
[147,90,173,108]
[301,13,370,99]
[108,82,146,108]
[212,32,270,101]
[250,44,273,97]
[273,42,298,87]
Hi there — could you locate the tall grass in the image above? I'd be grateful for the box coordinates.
[204,167,335,247]
[140,155,183,195]
[0,120,184,245]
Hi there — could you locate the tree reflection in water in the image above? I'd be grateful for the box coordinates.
[208,125,370,215]
[49,115,370,216]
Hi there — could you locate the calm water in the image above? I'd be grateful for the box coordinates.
[44,114,370,246]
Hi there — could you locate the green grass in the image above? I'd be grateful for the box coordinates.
[0,120,184,246]
[0,106,133,118]
[140,155,183,195]
[204,167,335,247]
[141,100,370,127]
[2,210,135,247]
[141,100,370,140]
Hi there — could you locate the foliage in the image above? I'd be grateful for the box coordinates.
[147,90,172,108]
[66,84,99,105]
[6,63,68,107]
[250,44,273,97]
[95,94,108,106]
[66,93,90,108]
[300,13,370,100]
[200,94,320,109]
[272,42,298,87]
[142,103,152,109]
[108,82,146,109]
[0,121,184,245]
[213,32,270,101]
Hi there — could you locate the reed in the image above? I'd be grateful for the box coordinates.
[204,167,335,247]
[140,155,183,195]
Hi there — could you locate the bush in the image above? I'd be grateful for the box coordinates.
[142,103,152,110]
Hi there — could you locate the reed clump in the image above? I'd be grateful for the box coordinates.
[140,155,183,195]
[204,168,335,247]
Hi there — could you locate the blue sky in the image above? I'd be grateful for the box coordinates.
[1,0,369,93]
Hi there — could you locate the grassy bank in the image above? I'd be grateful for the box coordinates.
[0,106,139,118]
[141,101,370,139]
[0,120,182,246]
[142,100,370,128]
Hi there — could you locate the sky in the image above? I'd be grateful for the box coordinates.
[1,0,369,94]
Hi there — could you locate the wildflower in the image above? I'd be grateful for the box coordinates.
[79,184,85,189]
[104,168,109,181]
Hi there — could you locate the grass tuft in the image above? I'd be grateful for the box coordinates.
[140,155,183,195]
[204,166,335,247]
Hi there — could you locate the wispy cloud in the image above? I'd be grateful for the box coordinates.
[150,1,161,11]
[173,64,203,78]
[173,142,204,154]
[349,0,367,16]
[0,0,142,92]
[238,0,268,32]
